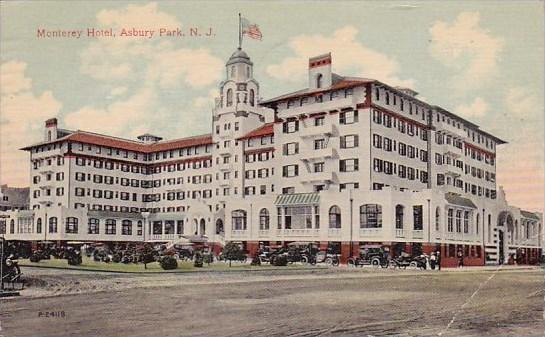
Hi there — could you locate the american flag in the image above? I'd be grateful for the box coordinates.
[241,17,262,40]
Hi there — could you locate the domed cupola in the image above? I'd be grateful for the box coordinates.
[225,48,254,82]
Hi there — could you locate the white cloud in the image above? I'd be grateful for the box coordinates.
[0,61,62,186]
[266,26,414,88]
[455,97,488,119]
[505,87,539,117]
[192,89,217,110]
[429,12,504,91]
[66,2,223,138]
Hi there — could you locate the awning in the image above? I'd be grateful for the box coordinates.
[520,210,540,220]
[444,193,477,209]
[275,193,320,206]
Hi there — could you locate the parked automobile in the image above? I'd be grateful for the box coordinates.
[315,249,340,266]
[347,245,389,268]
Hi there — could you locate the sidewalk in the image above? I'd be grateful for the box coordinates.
[437,264,541,272]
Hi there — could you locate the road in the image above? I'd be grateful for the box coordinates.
[0,267,543,337]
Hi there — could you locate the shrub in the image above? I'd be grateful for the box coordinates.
[222,242,243,267]
[112,254,122,263]
[273,255,288,266]
[194,252,204,268]
[159,255,178,270]
[203,253,213,265]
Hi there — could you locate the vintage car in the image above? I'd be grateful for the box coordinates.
[347,245,389,268]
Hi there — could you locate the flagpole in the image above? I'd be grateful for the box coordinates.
[238,13,242,49]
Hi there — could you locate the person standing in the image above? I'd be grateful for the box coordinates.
[457,249,464,268]
[436,250,441,270]
[430,252,437,270]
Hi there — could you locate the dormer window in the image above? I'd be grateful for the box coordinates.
[316,73,323,88]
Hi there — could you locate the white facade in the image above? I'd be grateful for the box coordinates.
[1,49,542,264]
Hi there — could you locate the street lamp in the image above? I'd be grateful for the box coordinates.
[141,211,150,242]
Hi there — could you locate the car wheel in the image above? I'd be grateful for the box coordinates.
[371,258,380,267]
[301,256,309,264]
[325,257,333,265]
[409,261,417,268]
[348,259,355,267]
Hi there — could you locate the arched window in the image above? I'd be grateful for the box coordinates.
[88,218,99,234]
[226,88,233,107]
[455,210,462,233]
[259,208,270,230]
[316,73,323,88]
[66,217,78,234]
[476,213,480,235]
[9,219,14,234]
[231,65,236,78]
[435,207,440,231]
[232,210,247,230]
[47,130,52,141]
[105,219,116,235]
[360,204,382,228]
[122,220,132,235]
[396,205,404,229]
[447,209,453,232]
[463,211,469,233]
[215,219,224,234]
[48,217,57,233]
[199,219,206,236]
[36,218,42,234]
[249,89,255,106]
[329,206,341,229]
[375,87,380,100]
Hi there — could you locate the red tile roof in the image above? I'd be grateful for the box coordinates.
[237,123,274,140]
[22,131,213,153]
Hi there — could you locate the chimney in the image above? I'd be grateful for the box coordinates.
[309,53,332,90]
[44,118,58,142]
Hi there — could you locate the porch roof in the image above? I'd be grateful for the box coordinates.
[520,210,540,220]
[444,193,477,209]
[275,193,320,206]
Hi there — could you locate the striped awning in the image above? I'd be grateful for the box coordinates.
[444,193,477,209]
[275,193,320,206]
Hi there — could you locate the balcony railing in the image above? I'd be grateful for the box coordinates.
[359,228,381,237]
[150,233,178,241]
[412,230,424,240]
[300,171,334,183]
[300,123,333,138]
[395,229,405,238]
[302,147,335,161]
[328,228,341,237]
[276,228,319,237]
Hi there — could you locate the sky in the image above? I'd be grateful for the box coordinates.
[0,1,543,212]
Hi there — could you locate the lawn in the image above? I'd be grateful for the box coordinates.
[19,256,320,273]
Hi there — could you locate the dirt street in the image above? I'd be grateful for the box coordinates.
[1,267,543,337]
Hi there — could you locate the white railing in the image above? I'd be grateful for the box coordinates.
[359,228,381,237]
[300,123,333,138]
[395,229,405,238]
[302,147,335,161]
[328,228,341,237]
[412,230,424,239]
[300,171,333,183]
[151,233,177,241]
[276,228,320,237]
[231,230,247,237]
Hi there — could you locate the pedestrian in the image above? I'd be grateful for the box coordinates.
[436,250,441,270]
[457,249,464,268]
[430,252,437,270]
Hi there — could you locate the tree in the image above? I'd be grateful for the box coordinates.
[222,242,242,267]
[139,243,155,269]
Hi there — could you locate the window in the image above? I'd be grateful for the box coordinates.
[122,220,132,235]
[396,205,404,229]
[341,135,358,148]
[226,88,233,107]
[413,206,423,230]
[232,210,247,230]
[88,218,99,234]
[360,204,382,228]
[455,210,462,233]
[314,116,325,126]
[328,205,341,229]
[105,219,116,235]
[282,165,299,177]
[316,73,323,88]
[283,142,299,155]
[282,120,299,133]
[463,211,469,234]
[447,209,453,232]
[49,217,58,233]
[36,218,42,233]
[314,138,326,150]
[314,162,324,173]
[373,134,382,148]
[66,217,78,234]
[340,110,358,124]
[375,87,380,100]
[340,159,358,172]
[249,89,255,106]
[259,209,270,230]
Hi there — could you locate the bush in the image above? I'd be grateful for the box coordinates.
[67,255,82,266]
[203,253,213,265]
[112,254,122,263]
[222,242,243,267]
[194,252,204,268]
[159,255,178,270]
[272,255,288,266]
[29,254,41,263]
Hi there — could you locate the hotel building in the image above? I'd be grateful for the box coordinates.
[0,48,542,266]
